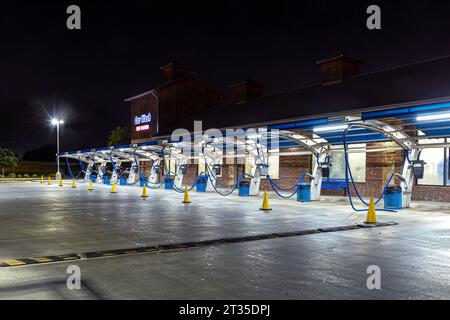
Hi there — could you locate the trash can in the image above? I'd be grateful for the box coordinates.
[297,183,311,202]
[384,186,402,209]
[120,178,127,186]
[196,175,208,192]
[238,180,250,197]
[164,177,173,190]
[90,175,96,183]
[103,177,110,185]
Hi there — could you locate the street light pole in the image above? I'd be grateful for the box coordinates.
[56,121,60,176]
[51,118,64,180]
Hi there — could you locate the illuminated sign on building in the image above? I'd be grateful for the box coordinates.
[130,97,158,139]
[136,124,150,132]
[134,113,152,125]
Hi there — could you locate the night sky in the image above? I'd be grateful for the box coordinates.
[2,0,450,155]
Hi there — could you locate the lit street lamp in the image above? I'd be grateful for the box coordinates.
[51,118,64,180]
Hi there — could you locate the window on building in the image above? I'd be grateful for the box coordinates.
[268,153,279,179]
[417,138,445,186]
[447,148,450,186]
[245,156,255,177]
[198,157,222,177]
[164,159,176,175]
[244,152,279,179]
[198,158,206,175]
[329,144,366,182]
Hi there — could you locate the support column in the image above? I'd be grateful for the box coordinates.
[310,157,323,201]
[111,160,122,184]
[149,159,161,184]
[84,161,94,182]
[173,158,187,189]
[127,159,138,184]
[401,148,420,208]
[96,161,106,183]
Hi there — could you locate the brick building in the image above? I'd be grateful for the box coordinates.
[125,62,225,143]
[125,55,450,202]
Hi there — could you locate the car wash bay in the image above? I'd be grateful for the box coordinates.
[0,182,449,299]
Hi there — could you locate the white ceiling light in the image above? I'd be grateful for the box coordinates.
[246,133,262,140]
[313,124,349,133]
[416,112,450,122]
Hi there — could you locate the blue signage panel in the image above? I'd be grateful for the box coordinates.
[134,112,152,125]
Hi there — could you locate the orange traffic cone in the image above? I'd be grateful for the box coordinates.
[182,188,191,203]
[141,184,148,198]
[111,182,117,193]
[365,197,377,224]
[71,179,77,188]
[260,189,272,211]
[59,179,63,187]
[88,181,94,191]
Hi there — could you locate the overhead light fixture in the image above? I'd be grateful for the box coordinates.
[246,133,262,140]
[51,118,64,125]
[416,112,450,122]
[313,124,348,133]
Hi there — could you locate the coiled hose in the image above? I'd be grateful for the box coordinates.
[267,172,307,199]
[343,125,397,212]
[204,162,246,196]
[62,157,85,181]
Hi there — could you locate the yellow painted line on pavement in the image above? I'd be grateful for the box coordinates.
[2,260,26,266]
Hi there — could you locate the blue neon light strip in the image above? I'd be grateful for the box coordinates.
[362,101,450,120]
[268,118,328,130]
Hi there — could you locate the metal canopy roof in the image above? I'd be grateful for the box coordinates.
[59,99,450,162]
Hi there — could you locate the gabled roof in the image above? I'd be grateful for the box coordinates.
[159,54,450,135]
[124,72,225,102]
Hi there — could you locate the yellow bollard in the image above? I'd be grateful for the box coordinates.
[365,197,377,224]
[47,176,52,185]
[59,179,63,187]
[71,179,77,188]
[141,184,148,198]
[260,189,272,211]
[182,188,191,203]
[111,182,117,193]
[88,180,94,191]
[40,176,44,184]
